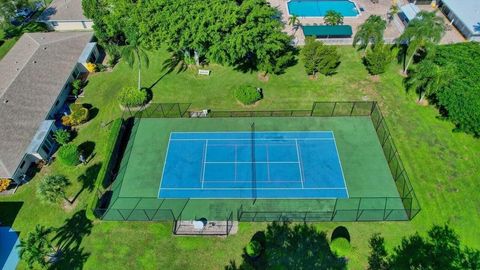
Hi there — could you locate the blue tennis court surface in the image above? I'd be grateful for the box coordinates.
[159,131,348,198]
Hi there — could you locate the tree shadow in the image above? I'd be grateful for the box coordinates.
[78,141,96,160]
[226,222,347,270]
[331,226,350,242]
[50,210,92,269]
[0,201,23,227]
[82,104,99,122]
[72,163,102,203]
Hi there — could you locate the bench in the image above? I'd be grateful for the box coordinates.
[198,69,211,76]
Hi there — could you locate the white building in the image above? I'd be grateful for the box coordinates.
[38,0,93,31]
[439,0,480,41]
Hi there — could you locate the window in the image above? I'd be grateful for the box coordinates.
[19,160,26,169]
[41,144,51,154]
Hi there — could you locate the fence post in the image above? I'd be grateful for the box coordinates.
[383,198,388,221]
[350,102,356,116]
[310,102,316,116]
[331,102,337,116]
[356,198,362,221]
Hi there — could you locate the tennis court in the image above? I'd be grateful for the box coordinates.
[100,105,420,222]
[160,131,348,198]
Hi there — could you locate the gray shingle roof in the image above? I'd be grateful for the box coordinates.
[39,0,89,22]
[0,32,93,178]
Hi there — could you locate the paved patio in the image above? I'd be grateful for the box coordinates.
[268,0,464,45]
[269,0,403,45]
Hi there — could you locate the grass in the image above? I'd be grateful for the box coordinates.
[0,38,18,60]
[1,46,479,269]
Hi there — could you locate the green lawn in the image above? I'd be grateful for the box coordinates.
[1,46,479,269]
[0,38,18,60]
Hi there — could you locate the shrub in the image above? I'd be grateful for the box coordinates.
[96,63,107,72]
[330,238,351,257]
[57,144,79,166]
[246,240,262,258]
[61,104,89,126]
[53,129,71,145]
[0,179,11,192]
[364,43,396,75]
[235,85,262,105]
[86,62,96,72]
[37,175,70,204]
[118,86,148,107]
[71,79,83,96]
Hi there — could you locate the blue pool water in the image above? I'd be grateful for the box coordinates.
[0,227,20,270]
[288,0,359,17]
[159,131,348,199]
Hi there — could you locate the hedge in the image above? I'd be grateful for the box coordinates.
[86,118,124,220]
[118,86,148,107]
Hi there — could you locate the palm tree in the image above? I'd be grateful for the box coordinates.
[405,59,454,103]
[397,11,445,73]
[121,34,150,90]
[324,10,344,26]
[388,4,400,24]
[36,175,71,205]
[288,15,300,33]
[353,15,387,55]
[18,225,60,269]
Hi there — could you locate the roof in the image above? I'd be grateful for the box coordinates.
[400,3,420,22]
[441,0,480,35]
[0,32,93,178]
[302,25,353,37]
[38,0,89,22]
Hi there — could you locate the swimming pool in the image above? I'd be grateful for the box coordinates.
[287,0,359,17]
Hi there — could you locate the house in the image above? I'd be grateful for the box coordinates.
[38,0,93,31]
[438,0,480,41]
[0,32,98,183]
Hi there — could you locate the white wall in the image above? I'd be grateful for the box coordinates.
[47,20,93,31]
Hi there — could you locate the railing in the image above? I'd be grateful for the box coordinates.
[237,197,410,222]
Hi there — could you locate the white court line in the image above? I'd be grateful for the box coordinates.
[332,133,350,198]
[201,139,208,189]
[202,180,302,183]
[205,161,299,164]
[171,138,334,141]
[199,140,207,184]
[266,144,271,181]
[161,187,347,190]
[157,132,173,197]
[234,145,237,182]
[295,139,304,188]
[171,131,335,134]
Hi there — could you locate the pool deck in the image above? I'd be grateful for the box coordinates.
[270,0,404,45]
[268,0,464,45]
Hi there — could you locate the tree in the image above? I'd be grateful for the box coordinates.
[288,15,300,33]
[364,43,396,75]
[37,175,71,205]
[397,11,445,73]
[353,15,387,54]
[367,233,388,270]
[432,42,480,136]
[53,129,71,146]
[121,33,150,90]
[324,10,343,26]
[18,225,59,269]
[387,4,400,24]
[368,225,480,270]
[301,37,341,76]
[404,59,454,103]
[226,222,347,269]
